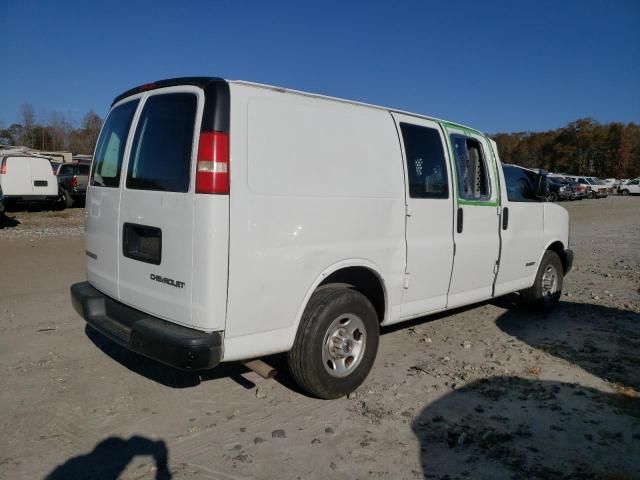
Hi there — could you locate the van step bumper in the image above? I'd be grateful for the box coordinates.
[71,282,222,371]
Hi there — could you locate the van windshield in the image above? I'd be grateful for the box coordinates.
[91,100,139,188]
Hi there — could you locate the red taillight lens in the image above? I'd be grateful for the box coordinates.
[71,175,78,188]
[196,131,229,194]
[0,158,6,174]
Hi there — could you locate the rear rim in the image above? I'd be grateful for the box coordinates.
[541,264,558,297]
[322,314,367,378]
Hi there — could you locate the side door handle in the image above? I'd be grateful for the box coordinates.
[502,207,509,230]
[456,207,463,234]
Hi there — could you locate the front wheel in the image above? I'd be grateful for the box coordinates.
[521,250,563,312]
[287,286,379,399]
[621,189,629,196]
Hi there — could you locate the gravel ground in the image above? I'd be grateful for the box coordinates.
[0,207,84,240]
[0,197,638,480]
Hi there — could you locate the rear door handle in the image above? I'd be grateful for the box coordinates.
[456,207,463,234]
[502,207,509,230]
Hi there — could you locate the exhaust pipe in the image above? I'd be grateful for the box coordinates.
[243,359,278,379]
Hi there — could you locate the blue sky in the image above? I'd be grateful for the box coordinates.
[0,0,638,133]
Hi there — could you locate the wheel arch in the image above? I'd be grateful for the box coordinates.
[293,260,388,336]
[543,240,570,274]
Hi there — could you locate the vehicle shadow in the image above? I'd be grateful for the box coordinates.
[496,301,640,391]
[44,435,171,480]
[412,376,639,479]
[85,325,257,390]
[0,214,20,228]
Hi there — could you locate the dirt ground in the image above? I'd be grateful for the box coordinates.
[1,197,639,480]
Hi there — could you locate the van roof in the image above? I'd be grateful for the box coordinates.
[112,77,485,137]
[1,154,52,161]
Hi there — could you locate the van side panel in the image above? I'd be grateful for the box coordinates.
[223,84,406,360]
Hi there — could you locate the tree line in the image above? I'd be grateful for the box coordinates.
[1,104,639,179]
[0,102,103,155]
[491,118,640,179]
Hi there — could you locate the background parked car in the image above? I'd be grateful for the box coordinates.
[55,162,90,207]
[619,178,640,196]
[550,176,587,199]
[547,176,575,201]
[0,155,60,208]
[590,177,609,197]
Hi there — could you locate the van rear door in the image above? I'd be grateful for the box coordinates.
[86,99,140,299]
[29,157,57,197]
[5,157,32,196]
[117,87,202,328]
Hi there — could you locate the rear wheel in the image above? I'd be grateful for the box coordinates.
[61,189,74,208]
[287,286,379,399]
[621,189,629,196]
[548,192,558,202]
[521,250,563,312]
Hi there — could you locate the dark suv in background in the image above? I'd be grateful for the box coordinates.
[56,162,90,207]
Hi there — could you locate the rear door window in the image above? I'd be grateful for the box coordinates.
[91,100,139,188]
[79,164,90,175]
[126,93,197,193]
[59,165,73,176]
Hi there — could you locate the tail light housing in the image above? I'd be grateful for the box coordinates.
[196,131,229,194]
[0,158,6,174]
[71,175,78,189]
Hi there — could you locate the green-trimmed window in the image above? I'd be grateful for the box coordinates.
[450,134,490,201]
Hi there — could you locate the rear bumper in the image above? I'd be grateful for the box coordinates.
[71,282,222,370]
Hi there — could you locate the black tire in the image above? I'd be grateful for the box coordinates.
[287,286,379,399]
[0,212,4,229]
[549,192,558,202]
[621,189,629,196]
[521,250,563,313]
[61,189,74,208]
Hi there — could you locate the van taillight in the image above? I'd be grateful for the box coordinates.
[0,158,6,174]
[196,131,229,194]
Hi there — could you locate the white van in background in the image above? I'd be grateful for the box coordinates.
[71,77,573,399]
[0,155,59,207]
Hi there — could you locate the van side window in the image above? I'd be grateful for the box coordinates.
[450,134,490,200]
[91,100,139,188]
[502,165,541,202]
[127,93,197,193]
[400,123,448,199]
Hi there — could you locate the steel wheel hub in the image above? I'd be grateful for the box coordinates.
[322,314,366,378]
[541,264,558,296]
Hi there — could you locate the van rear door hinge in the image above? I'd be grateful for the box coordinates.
[405,204,411,217]
[403,273,410,289]
[493,261,499,274]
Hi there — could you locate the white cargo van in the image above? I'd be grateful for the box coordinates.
[71,78,573,399]
[0,155,59,206]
